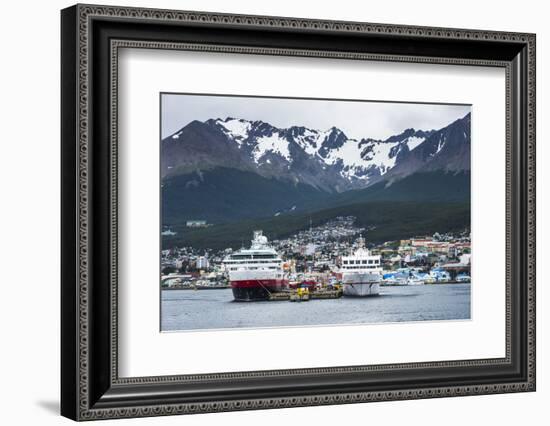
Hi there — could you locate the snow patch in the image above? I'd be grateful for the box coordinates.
[319,136,404,179]
[435,135,446,155]
[369,142,399,175]
[216,118,251,145]
[323,138,361,167]
[364,142,397,173]
[294,129,320,156]
[253,133,292,163]
[405,136,425,151]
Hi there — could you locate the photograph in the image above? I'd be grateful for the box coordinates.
[56,3,537,421]
[160,93,472,331]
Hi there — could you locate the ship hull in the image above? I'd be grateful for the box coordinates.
[343,282,380,297]
[230,278,287,301]
[342,272,381,297]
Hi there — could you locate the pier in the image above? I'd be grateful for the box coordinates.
[268,288,343,302]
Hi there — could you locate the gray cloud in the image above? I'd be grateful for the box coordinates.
[161,93,471,141]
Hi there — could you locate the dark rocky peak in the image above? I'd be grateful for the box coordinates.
[286,126,311,137]
[384,128,416,143]
[169,119,218,139]
[251,121,278,137]
[358,137,381,148]
[318,127,348,155]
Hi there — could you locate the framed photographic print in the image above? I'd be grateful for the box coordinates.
[61,4,536,421]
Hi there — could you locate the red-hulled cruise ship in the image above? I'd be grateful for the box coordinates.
[222,231,287,301]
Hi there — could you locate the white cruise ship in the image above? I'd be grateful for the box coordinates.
[340,236,382,297]
[222,231,287,301]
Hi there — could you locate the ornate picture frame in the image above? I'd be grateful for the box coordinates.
[61,4,535,420]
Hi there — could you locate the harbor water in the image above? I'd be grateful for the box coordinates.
[161,284,471,331]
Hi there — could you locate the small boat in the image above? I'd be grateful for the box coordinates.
[382,272,408,286]
[456,273,471,283]
[290,284,310,302]
[425,277,436,284]
[407,277,425,286]
[430,268,451,283]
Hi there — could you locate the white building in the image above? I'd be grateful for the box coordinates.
[196,256,209,270]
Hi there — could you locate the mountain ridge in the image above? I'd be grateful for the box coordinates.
[161,113,470,193]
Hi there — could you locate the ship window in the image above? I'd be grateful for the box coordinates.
[368,260,373,264]
[343,260,348,265]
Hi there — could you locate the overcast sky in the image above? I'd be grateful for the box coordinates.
[161,93,471,141]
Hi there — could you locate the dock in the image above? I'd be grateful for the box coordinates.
[268,288,342,302]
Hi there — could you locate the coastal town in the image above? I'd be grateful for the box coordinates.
[161,216,471,292]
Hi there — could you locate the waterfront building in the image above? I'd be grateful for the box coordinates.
[196,256,209,270]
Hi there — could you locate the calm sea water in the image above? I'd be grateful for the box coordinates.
[161,284,471,331]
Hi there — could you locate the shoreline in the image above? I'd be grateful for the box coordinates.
[162,281,471,291]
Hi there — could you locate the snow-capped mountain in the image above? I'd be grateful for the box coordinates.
[161,113,470,192]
